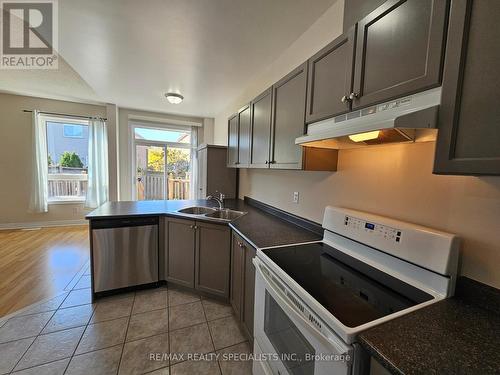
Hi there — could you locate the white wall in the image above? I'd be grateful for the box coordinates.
[0,91,213,225]
[0,92,107,226]
[201,118,215,146]
[213,0,345,145]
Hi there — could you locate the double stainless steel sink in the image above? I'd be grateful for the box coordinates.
[178,206,216,215]
[177,206,247,222]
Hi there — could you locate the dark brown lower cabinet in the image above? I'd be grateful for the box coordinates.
[165,218,231,298]
[195,222,231,298]
[230,233,244,318]
[242,242,256,338]
[165,218,196,288]
[230,231,256,341]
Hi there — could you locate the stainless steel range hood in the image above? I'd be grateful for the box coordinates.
[296,88,441,149]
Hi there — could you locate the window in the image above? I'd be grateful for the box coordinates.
[63,124,84,138]
[45,117,89,203]
[134,127,191,144]
[132,124,196,201]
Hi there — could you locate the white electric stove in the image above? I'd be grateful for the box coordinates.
[251,206,460,375]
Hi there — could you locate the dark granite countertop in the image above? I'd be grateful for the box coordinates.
[87,200,500,374]
[86,199,227,219]
[359,278,500,375]
[86,198,322,249]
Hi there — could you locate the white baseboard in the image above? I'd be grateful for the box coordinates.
[0,219,88,230]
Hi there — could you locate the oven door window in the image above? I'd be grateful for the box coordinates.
[264,291,315,374]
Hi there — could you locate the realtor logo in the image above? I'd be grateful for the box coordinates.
[1,0,58,69]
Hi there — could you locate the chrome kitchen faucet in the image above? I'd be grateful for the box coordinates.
[206,191,225,210]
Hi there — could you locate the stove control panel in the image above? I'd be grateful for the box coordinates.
[323,206,460,277]
[344,215,402,243]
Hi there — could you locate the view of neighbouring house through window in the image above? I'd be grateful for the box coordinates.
[45,118,89,202]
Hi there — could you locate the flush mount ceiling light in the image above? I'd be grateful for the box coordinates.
[165,93,184,104]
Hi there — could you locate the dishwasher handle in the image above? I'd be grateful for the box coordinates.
[91,216,159,229]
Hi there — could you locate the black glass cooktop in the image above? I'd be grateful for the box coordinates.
[263,242,433,328]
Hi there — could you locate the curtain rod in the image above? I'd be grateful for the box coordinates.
[22,110,107,121]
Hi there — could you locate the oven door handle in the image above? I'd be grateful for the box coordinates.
[254,258,350,356]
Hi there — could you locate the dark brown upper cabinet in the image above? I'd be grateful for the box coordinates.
[232,64,338,172]
[434,0,500,175]
[306,26,356,124]
[238,104,251,167]
[343,0,387,31]
[249,88,273,168]
[197,145,237,199]
[270,62,308,170]
[351,0,448,110]
[227,113,239,167]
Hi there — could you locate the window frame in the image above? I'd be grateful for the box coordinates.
[43,115,90,204]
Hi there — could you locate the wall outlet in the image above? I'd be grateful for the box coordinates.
[293,191,299,204]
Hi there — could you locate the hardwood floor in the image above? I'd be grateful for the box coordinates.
[0,225,89,317]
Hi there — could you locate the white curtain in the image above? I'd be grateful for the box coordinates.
[29,110,49,212]
[190,126,199,199]
[85,118,109,208]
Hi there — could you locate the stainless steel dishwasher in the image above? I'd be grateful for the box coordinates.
[91,216,159,293]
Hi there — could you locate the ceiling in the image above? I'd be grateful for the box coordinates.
[0,0,338,117]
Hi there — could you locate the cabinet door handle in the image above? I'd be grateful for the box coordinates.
[270,160,276,164]
[349,92,359,101]
[341,95,349,103]
[265,160,269,164]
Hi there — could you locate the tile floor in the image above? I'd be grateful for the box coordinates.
[0,265,253,375]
